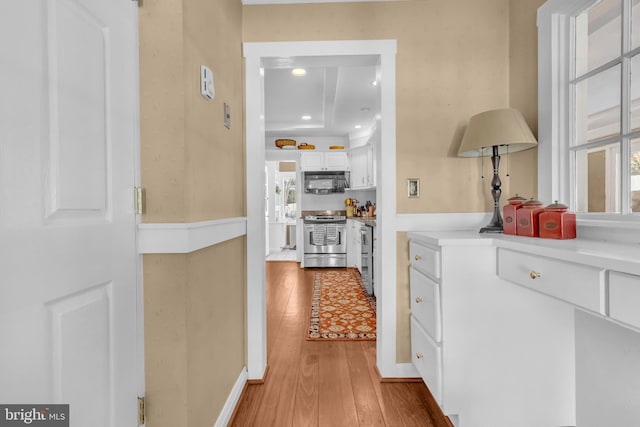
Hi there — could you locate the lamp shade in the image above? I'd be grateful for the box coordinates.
[458,108,537,157]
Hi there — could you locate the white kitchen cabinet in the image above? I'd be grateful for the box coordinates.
[299,151,349,171]
[409,230,640,427]
[346,219,358,268]
[349,144,375,189]
[408,232,576,427]
[354,224,362,274]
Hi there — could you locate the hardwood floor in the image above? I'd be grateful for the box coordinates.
[230,261,450,427]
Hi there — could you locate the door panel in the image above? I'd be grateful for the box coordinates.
[49,0,109,217]
[49,283,112,423]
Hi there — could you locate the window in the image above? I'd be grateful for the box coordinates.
[538,0,640,217]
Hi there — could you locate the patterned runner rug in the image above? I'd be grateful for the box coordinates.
[307,270,376,340]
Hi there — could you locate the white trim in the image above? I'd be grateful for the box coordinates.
[244,39,398,379]
[396,213,493,232]
[137,217,247,254]
[390,362,419,379]
[374,41,398,377]
[242,0,403,4]
[244,47,268,380]
[214,366,248,427]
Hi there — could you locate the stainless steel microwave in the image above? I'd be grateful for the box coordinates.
[303,171,350,194]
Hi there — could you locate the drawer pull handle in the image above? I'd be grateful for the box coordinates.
[416,353,424,359]
[529,271,541,280]
[415,255,423,261]
[415,297,423,303]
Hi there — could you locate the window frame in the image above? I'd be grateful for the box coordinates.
[538,0,640,227]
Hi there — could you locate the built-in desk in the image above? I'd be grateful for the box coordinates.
[407,231,640,427]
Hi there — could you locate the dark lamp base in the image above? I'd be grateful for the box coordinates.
[479,224,504,233]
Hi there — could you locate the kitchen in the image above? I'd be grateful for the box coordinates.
[265,139,378,292]
[263,55,380,295]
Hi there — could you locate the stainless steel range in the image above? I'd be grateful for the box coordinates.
[303,214,347,268]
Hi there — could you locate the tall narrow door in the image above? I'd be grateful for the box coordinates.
[0,0,140,425]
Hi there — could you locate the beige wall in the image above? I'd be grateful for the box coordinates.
[139,0,246,425]
[244,0,543,365]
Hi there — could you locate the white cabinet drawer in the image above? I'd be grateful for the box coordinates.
[410,241,441,279]
[609,271,640,330]
[411,316,442,405]
[410,268,441,343]
[497,248,605,313]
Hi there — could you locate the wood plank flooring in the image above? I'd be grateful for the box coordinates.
[230,261,450,427]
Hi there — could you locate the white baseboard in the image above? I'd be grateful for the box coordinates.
[390,362,420,379]
[214,366,248,427]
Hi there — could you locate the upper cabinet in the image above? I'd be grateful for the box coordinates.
[299,151,349,171]
[349,144,375,189]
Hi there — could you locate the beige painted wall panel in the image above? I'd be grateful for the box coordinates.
[396,232,412,362]
[140,0,187,223]
[143,254,189,427]
[186,238,246,427]
[140,0,246,424]
[184,0,245,221]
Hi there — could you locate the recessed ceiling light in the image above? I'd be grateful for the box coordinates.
[361,107,371,112]
[354,125,362,129]
[292,68,307,77]
[372,80,378,86]
[301,115,312,120]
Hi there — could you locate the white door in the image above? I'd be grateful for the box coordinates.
[0,0,140,426]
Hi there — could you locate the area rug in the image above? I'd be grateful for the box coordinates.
[307,270,376,340]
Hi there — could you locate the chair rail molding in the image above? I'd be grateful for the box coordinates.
[137,217,247,254]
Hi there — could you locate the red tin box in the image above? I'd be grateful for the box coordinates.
[539,201,576,239]
[516,198,545,237]
[503,194,527,235]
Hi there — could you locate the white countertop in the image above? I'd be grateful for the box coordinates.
[407,230,640,276]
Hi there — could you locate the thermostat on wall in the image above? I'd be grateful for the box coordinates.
[200,65,214,100]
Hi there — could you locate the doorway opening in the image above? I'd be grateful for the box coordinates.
[266,160,298,261]
[244,40,399,380]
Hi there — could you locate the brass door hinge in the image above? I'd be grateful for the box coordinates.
[134,187,145,215]
[138,396,145,425]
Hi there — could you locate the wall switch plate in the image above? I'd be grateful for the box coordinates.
[224,103,231,129]
[200,65,214,100]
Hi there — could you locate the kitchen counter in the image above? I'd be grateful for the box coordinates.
[300,210,346,218]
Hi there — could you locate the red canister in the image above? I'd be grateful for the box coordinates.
[539,201,576,240]
[503,194,527,235]
[516,198,545,237]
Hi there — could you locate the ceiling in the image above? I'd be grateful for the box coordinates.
[264,55,380,141]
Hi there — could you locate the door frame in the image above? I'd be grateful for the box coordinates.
[243,39,403,379]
